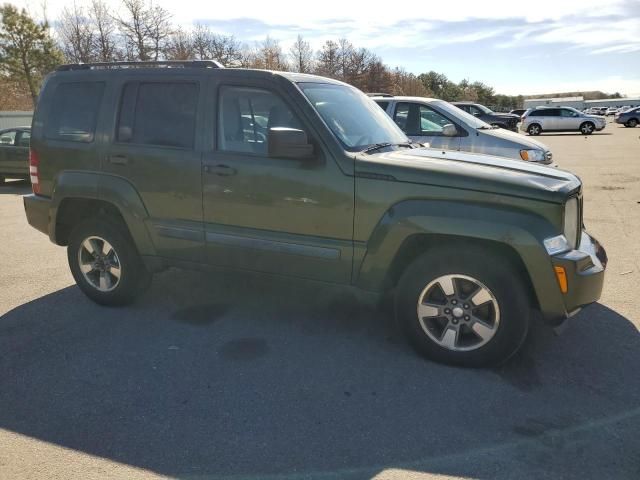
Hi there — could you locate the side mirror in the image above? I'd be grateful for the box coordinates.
[442,124,457,137]
[268,127,314,160]
[472,112,481,117]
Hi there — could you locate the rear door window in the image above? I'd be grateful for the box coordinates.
[45,82,105,142]
[117,82,199,149]
[0,130,17,145]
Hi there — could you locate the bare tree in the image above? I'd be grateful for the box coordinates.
[190,24,242,66]
[316,40,339,78]
[165,27,193,60]
[147,2,172,60]
[116,0,171,61]
[254,36,288,70]
[58,4,94,63]
[336,38,354,80]
[289,34,313,73]
[89,0,119,61]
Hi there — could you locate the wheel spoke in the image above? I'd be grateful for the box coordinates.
[99,271,112,290]
[471,287,492,307]
[437,276,456,296]
[418,303,440,318]
[110,265,121,280]
[83,238,99,255]
[470,317,495,341]
[102,241,113,256]
[440,327,458,349]
[79,262,93,274]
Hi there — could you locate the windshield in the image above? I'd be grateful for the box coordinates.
[298,82,408,151]
[436,100,492,129]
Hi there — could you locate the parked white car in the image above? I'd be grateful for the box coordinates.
[521,107,606,135]
[371,96,553,163]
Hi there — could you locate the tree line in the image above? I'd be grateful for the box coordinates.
[0,0,623,110]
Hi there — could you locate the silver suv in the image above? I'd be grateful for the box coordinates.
[372,96,553,164]
[522,107,606,136]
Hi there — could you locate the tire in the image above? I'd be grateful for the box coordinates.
[527,124,541,136]
[67,216,151,306]
[580,122,595,135]
[626,118,638,128]
[396,246,530,367]
[0,175,5,185]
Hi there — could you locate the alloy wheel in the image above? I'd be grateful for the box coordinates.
[416,274,500,352]
[77,236,122,292]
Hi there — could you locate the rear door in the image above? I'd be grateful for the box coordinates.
[103,75,205,262]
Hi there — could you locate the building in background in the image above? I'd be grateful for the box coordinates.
[523,97,640,110]
[0,111,33,129]
[523,97,585,109]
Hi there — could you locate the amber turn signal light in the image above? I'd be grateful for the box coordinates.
[554,266,568,294]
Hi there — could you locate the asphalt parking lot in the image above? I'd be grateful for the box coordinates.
[1,121,639,480]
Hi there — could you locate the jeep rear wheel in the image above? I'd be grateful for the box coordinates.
[580,122,595,135]
[396,246,530,367]
[527,124,541,136]
[68,217,151,306]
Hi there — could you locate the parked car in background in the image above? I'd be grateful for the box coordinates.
[0,126,30,184]
[451,102,520,131]
[606,107,618,116]
[509,109,527,118]
[372,96,552,164]
[23,61,607,367]
[614,106,640,127]
[521,107,606,135]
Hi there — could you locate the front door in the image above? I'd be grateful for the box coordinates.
[393,102,461,151]
[103,77,205,262]
[202,82,354,283]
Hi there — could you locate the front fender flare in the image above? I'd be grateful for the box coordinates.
[355,200,567,320]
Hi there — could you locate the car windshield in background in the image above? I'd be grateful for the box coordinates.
[298,82,408,151]
[438,101,491,129]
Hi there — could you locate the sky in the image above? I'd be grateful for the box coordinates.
[15,0,640,96]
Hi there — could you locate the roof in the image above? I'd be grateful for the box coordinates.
[53,61,347,86]
[369,95,441,103]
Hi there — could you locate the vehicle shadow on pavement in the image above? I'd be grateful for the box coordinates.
[1,269,639,479]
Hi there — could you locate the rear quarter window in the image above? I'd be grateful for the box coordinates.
[44,82,105,143]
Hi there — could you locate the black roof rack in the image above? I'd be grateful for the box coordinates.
[366,92,393,97]
[57,60,224,71]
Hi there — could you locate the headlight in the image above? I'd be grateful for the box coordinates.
[519,149,547,162]
[563,197,579,250]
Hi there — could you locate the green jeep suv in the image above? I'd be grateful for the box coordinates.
[23,61,607,366]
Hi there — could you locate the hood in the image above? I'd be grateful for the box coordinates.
[492,112,520,120]
[356,148,580,203]
[480,127,551,151]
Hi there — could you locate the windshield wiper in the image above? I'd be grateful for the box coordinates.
[363,142,414,154]
[363,142,393,153]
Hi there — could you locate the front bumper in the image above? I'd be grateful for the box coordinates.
[23,194,52,238]
[547,231,607,324]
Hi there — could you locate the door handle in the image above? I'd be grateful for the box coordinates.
[108,155,130,165]
[204,164,237,176]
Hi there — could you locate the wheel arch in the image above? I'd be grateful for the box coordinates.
[50,171,156,256]
[354,199,567,319]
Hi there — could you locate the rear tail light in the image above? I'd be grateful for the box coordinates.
[29,148,40,194]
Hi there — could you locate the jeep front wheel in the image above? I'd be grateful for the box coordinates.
[396,246,530,367]
[68,217,151,306]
